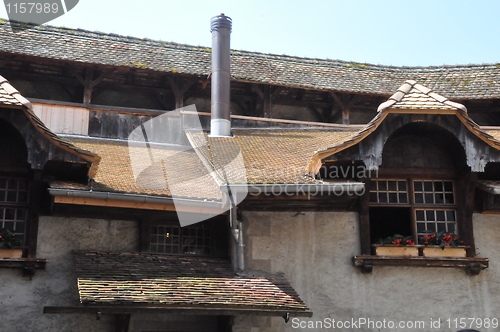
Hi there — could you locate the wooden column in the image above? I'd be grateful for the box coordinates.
[254,84,282,118]
[72,67,113,105]
[457,171,477,258]
[115,314,131,332]
[167,76,197,110]
[359,178,372,256]
[330,92,360,125]
[26,170,42,259]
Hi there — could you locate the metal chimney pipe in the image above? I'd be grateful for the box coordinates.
[210,13,232,137]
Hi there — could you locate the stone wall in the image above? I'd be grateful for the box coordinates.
[0,217,138,332]
[235,211,500,332]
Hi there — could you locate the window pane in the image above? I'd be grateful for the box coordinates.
[437,223,447,232]
[445,193,454,204]
[388,181,397,191]
[378,181,387,191]
[416,210,425,221]
[436,210,445,221]
[435,193,444,204]
[427,223,436,232]
[398,181,407,191]
[444,181,453,191]
[424,181,433,191]
[378,193,387,203]
[388,193,398,203]
[446,210,456,221]
[399,193,408,204]
[415,193,424,204]
[426,210,435,221]
[414,181,423,192]
[424,193,434,204]
[434,181,443,191]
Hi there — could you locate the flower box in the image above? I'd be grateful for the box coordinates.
[0,248,23,259]
[422,246,467,258]
[373,245,419,256]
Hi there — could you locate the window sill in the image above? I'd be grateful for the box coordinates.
[352,255,488,275]
[0,257,47,276]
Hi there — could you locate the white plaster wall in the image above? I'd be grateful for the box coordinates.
[234,211,500,332]
[0,216,139,332]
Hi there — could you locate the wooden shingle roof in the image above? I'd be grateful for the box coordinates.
[73,251,311,315]
[2,20,500,99]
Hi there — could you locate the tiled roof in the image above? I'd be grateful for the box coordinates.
[66,137,222,200]
[73,251,311,315]
[0,75,100,175]
[1,20,500,99]
[307,81,500,174]
[189,129,358,184]
[377,80,467,112]
[58,129,358,199]
[0,75,31,108]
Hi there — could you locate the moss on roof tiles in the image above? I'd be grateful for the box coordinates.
[1,19,500,99]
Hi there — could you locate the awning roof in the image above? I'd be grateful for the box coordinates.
[47,251,311,317]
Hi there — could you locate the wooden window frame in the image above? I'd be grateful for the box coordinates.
[0,169,45,276]
[140,217,230,258]
[355,169,485,274]
[370,177,458,245]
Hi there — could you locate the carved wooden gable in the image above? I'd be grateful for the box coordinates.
[308,81,500,174]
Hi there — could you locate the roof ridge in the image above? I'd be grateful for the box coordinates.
[377,80,467,113]
[2,19,500,73]
[0,75,32,109]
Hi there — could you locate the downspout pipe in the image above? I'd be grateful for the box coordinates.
[227,187,244,272]
[210,13,232,137]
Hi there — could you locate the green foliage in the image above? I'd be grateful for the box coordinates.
[377,234,415,246]
[419,231,465,249]
[0,229,22,249]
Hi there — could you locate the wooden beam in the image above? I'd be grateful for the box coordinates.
[53,196,226,215]
[44,306,313,318]
[353,255,489,275]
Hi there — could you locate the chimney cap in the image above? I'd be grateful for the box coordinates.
[211,13,232,32]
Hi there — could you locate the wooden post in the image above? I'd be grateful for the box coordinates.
[27,170,42,259]
[167,75,197,110]
[357,178,372,255]
[329,92,360,125]
[71,67,113,105]
[457,171,477,257]
[115,314,131,332]
[254,84,282,118]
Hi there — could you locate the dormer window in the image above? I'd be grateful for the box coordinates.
[369,178,458,245]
